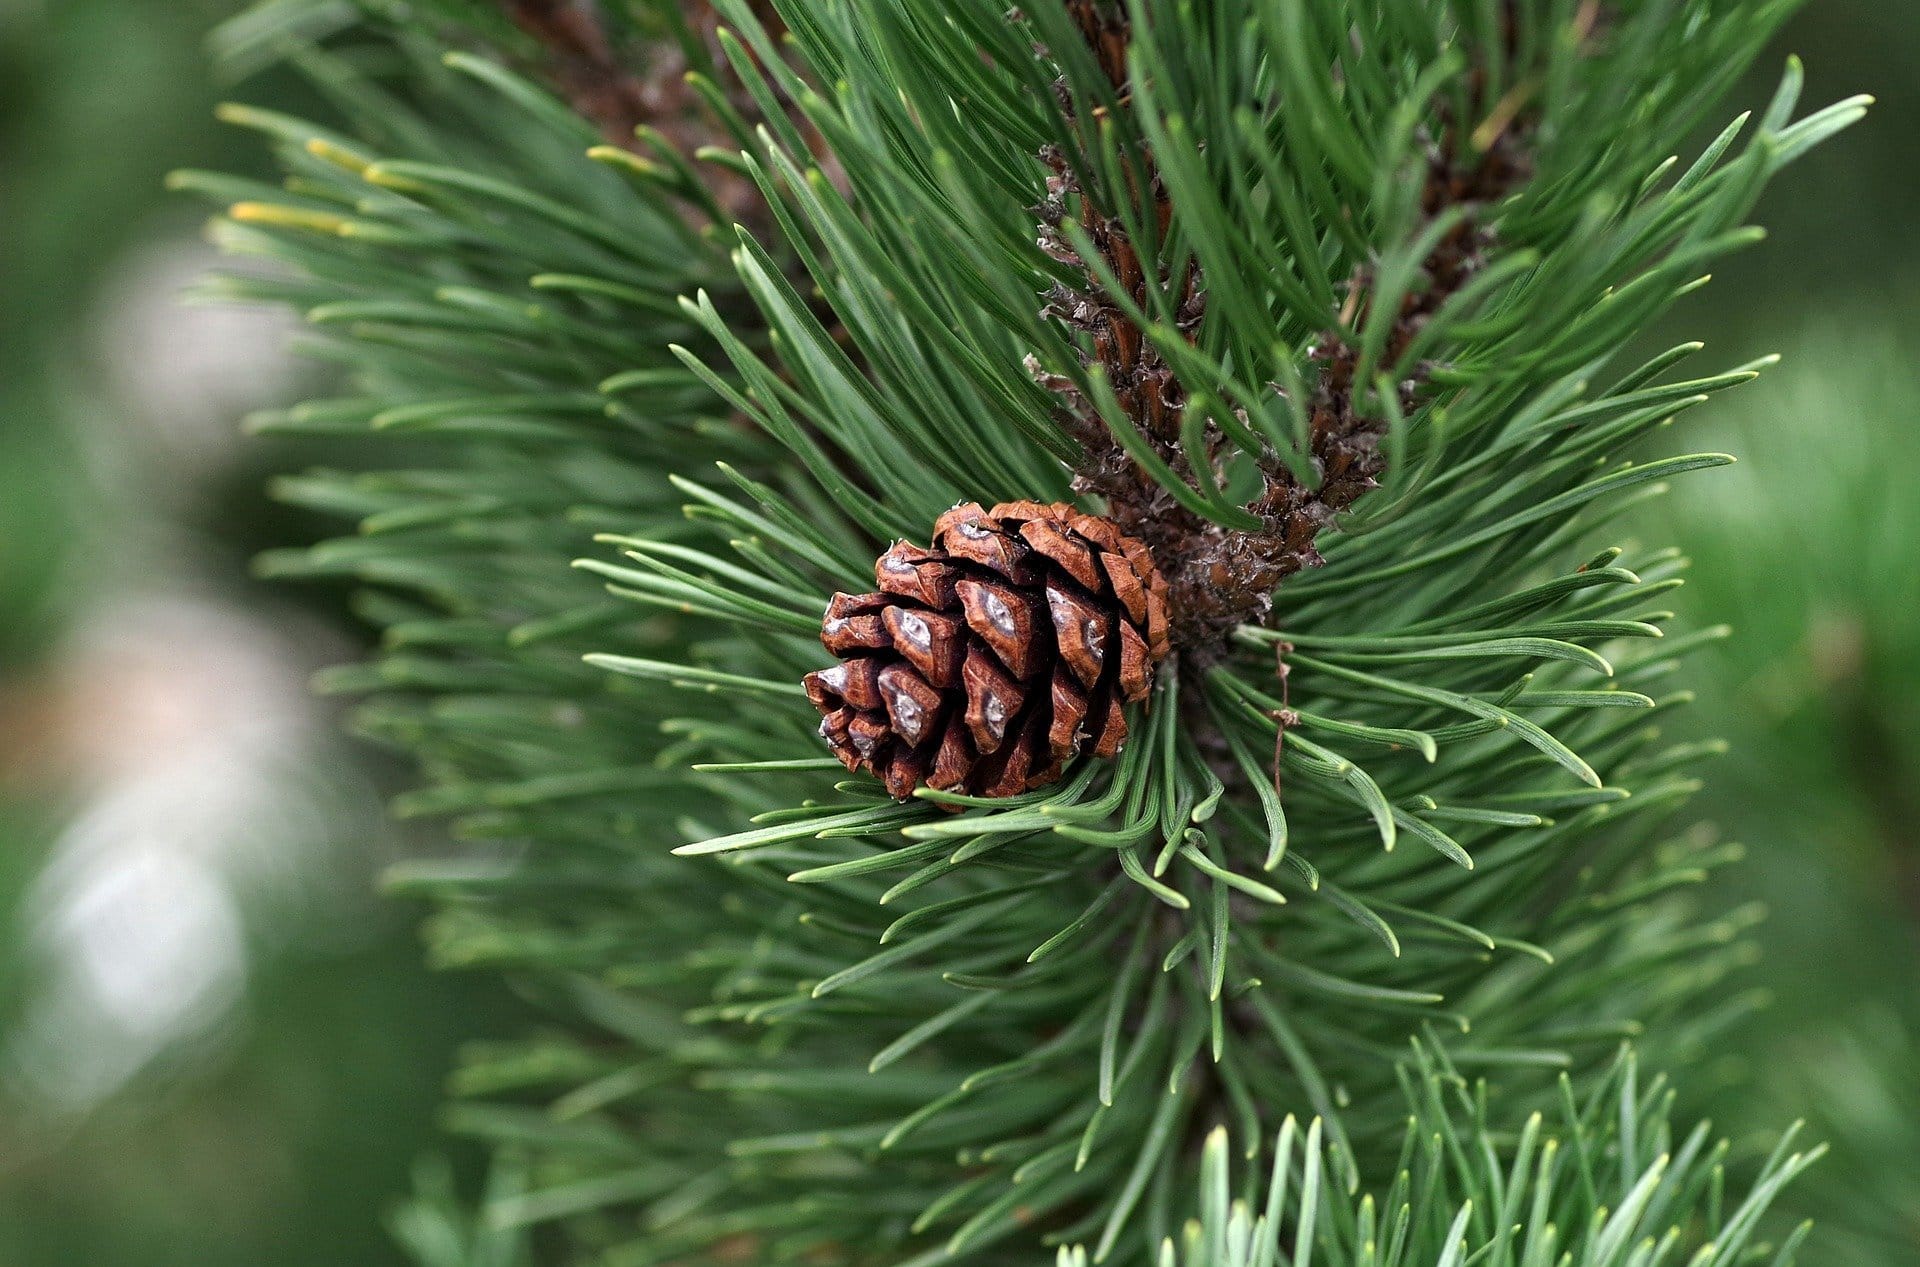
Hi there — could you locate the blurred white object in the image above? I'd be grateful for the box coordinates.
[8,593,380,1108]
[13,811,248,1108]
[95,237,302,494]
[4,229,381,1111]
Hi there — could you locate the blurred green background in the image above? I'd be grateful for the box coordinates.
[0,3,503,1264]
[0,2,1912,1264]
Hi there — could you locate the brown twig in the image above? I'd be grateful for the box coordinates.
[1268,641,1298,798]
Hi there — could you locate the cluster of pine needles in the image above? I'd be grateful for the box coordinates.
[186,1,1864,1262]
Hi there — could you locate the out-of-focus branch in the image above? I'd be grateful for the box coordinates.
[502,1,781,218]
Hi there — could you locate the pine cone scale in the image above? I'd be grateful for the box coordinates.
[804,502,1170,803]
[961,648,1020,754]
[1045,587,1110,688]
[958,579,1041,679]
[877,663,943,746]
[881,605,963,686]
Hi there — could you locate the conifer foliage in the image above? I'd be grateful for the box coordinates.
[193,0,1865,1262]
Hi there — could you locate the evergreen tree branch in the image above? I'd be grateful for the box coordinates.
[1036,2,1589,660]
[196,1,1869,1262]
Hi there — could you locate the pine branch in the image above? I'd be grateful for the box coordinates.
[1289,9,1544,568]
[1038,2,1578,661]
[197,1,1870,1262]
[1033,1,1248,659]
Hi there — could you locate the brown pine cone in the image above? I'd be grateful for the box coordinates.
[804,501,1171,803]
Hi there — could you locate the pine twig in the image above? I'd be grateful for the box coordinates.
[1038,3,1552,663]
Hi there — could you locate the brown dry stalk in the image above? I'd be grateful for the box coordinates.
[1038,2,1545,664]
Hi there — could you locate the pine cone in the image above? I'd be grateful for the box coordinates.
[804,501,1171,803]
